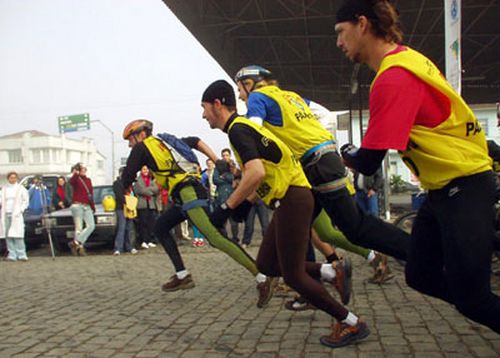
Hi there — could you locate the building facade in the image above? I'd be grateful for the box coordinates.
[0,130,106,186]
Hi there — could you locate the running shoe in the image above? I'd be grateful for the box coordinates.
[161,274,195,292]
[273,281,293,298]
[284,296,316,311]
[256,277,278,308]
[332,258,352,305]
[369,253,394,284]
[320,320,370,348]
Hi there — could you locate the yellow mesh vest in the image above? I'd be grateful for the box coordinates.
[254,86,334,158]
[228,116,310,206]
[143,136,200,192]
[373,47,491,189]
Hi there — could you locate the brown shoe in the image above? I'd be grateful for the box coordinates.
[320,320,370,348]
[161,274,195,292]
[332,258,352,305]
[273,281,293,298]
[368,253,394,284]
[77,244,86,256]
[68,241,79,256]
[256,277,278,308]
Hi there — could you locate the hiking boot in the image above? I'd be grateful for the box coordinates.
[77,244,86,256]
[161,274,195,292]
[332,258,352,305]
[285,296,316,311]
[320,320,370,348]
[256,277,278,308]
[368,253,395,284]
[68,241,79,256]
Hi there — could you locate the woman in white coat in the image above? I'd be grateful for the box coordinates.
[0,171,29,261]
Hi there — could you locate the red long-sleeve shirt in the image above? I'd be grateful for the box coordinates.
[69,173,94,207]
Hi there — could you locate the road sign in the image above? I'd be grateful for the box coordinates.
[58,113,90,134]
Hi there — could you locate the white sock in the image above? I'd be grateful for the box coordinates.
[176,270,189,280]
[255,272,267,283]
[366,250,376,263]
[320,264,336,281]
[342,312,359,326]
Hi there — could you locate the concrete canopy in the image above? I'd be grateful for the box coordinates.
[163,0,500,111]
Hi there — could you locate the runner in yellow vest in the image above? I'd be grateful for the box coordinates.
[234,65,404,279]
[335,0,499,334]
[121,119,275,308]
[201,79,370,348]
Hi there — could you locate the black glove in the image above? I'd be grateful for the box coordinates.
[231,200,253,223]
[340,143,358,158]
[209,202,232,228]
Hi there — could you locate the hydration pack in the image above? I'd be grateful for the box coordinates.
[156,132,199,175]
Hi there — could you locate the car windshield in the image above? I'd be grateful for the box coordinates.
[93,186,114,204]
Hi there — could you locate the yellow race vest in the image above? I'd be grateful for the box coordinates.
[254,86,334,159]
[143,136,200,192]
[373,47,491,189]
[228,116,310,206]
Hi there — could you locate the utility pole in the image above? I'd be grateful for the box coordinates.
[91,120,115,181]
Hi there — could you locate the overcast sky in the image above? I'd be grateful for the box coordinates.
[0,0,240,179]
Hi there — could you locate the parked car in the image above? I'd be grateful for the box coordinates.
[42,185,136,252]
[20,174,60,193]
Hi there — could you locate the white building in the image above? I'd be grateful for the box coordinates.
[0,130,106,186]
[337,103,500,184]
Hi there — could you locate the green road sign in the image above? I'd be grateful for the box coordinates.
[58,113,90,134]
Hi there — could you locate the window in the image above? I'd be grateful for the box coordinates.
[8,149,22,163]
[42,149,50,163]
[52,149,60,162]
[97,160,104,170]
[32,149,41,163]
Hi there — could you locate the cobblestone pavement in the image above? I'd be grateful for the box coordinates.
[1,241,499,357]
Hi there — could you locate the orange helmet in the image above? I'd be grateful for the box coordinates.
[122,119,153,140]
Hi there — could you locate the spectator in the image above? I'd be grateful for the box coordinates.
[220,148,241,242]
[353,167,384,217]
[112,167,137,256]
[0,171,29,261]
[27,175,51,217]
[52,175,72,211]
[201,158,217,209]
[242,198,269,248]
[134,165,160,249]
[213,159,236,240]
[68,163,95,256]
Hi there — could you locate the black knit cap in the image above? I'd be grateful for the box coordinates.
[202,80,236,107]
[336,0,378,24]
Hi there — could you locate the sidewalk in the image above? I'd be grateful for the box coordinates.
[0,244,498,357]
